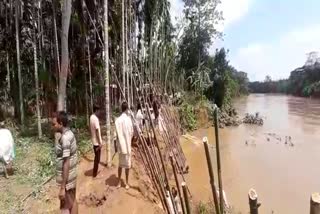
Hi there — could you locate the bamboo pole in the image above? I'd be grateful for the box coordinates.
[139,81,191,195]
[214,107,224,213]
[170,154,186,214]
[203,137,220,214]
[131,65,181,214]
[162,107,187,168]
[181,182,191,214]
[125,0,130,105]
[310,193,320,214]
[137,65,187,169]
[138,136,168,211]
[109,66,169,212]
[248,188,260,214]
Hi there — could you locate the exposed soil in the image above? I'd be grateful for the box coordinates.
[195,107,210,128]
[23,144,164,214]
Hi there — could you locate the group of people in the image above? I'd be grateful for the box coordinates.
[53,100,155,214]
[0,98,161,213]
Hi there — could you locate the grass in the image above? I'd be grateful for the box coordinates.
[194,201,239,214]
[0,116,92,213]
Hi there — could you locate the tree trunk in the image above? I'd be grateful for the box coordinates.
[33,0,42,138]
[87,38,93,113]
[122,0,125,101]
[104,0,111,167]
[128,4,133,106]
[57,0,72,111]
[52,0,60,94]
[125,4,130,106]
[6,52,10,102]
[83,45,89,124]
[5,2,10,103]
[15,0,24,126]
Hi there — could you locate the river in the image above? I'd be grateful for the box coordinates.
[184,94,320,213]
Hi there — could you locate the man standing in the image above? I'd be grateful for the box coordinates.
[115,102,134,189]
[53,111,78,214]
[90,105,103,178]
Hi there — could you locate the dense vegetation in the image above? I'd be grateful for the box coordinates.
[249,52,320,97]
[0,0,249,135]
[177,0,249,109]
[0,1,249,211]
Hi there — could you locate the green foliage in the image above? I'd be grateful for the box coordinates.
[203,48,248,108]
[178,0,222,88]
[224,71,239,106]
[72,116,88,130]
[249,77,289,94]
[36,145,55,178]
[249,52,320,97]
[179,103,197,131]
[249,63,320,97]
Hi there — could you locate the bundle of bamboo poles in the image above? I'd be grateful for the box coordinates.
[110,64,192,213]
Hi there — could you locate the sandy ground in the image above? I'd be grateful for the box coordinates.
[23,132,213,214]
[24,145,164,214]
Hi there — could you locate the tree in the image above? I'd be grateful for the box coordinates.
[0,0,187,125]
[57,0,72,111]
[15,0,24,126]
[211,48,229,107]
[264,75,272,82]
[178,0,222,84]
[33,0,42,138]
[104,0,111,166]
[52,0,60,83]
[122,0,126,99]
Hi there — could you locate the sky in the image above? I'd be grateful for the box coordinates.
[169,0,320,81]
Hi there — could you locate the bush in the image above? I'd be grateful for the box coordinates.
[179,103,197,131]
[36,144,55,178]
[72,116,88,130]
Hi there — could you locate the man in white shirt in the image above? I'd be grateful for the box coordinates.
[0,127,15,178]
[135,102,144,133]
[115,102,134,189]
[90,105,103,178]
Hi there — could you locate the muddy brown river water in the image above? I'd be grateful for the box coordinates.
[185,94,320,214]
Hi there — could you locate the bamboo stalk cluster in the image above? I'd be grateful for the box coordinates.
[110,52,192,212]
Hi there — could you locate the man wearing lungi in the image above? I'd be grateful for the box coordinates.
[115,101,134,189]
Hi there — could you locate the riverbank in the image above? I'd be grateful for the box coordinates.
[1,127,227,213]
[20,130,232,214]
[5,94,319,213]
[0,99,240,213]
[22,144,163,214]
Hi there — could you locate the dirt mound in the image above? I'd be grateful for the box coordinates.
[218,105,242,128]
[243,113,264,125]
[79,186,113,207]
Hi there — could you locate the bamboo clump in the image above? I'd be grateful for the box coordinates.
[110,62,191,213]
